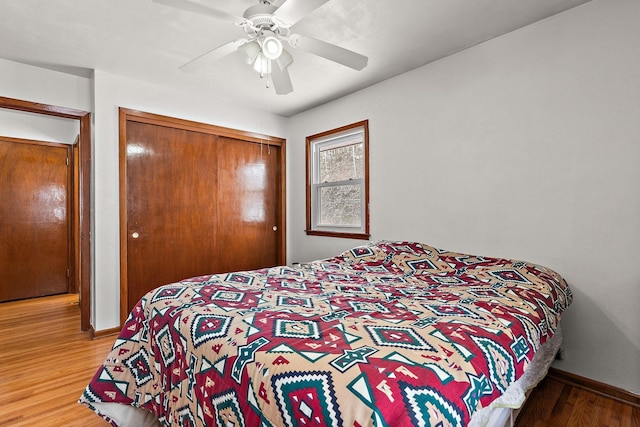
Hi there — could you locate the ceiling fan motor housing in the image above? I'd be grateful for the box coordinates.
[243,3,278,29]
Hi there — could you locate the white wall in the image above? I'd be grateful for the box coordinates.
[0,58,91,110]
[0,109,79,144]
[92,70,289,330]
[287,0,640,394]
[0,58,89,142]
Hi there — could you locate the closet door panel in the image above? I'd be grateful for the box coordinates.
[216,136,281,272]
[125,122,220,311]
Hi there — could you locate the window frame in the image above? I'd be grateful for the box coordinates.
[305,120,370,240]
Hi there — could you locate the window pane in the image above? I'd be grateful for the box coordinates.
[319,143,363,183]
[319,184,361,227]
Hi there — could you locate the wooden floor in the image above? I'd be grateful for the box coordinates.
[0,294,112,426]
[516,374,640,427]
[1,294,638,427]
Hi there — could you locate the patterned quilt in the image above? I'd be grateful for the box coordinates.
[80,241,572,427]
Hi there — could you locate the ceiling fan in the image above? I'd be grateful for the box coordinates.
[154,0,369,95]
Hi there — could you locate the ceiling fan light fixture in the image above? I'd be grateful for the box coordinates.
[253,52,272,74]
[262,36,283,60]
[238,40,261,64]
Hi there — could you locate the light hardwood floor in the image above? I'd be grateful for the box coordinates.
[1,294,638,426]
[0,294,112,426]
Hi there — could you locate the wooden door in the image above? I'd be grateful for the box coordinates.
[121,110,285,317]
[0,137,71,302]
[216,136,281,272]
[125,122,221,309]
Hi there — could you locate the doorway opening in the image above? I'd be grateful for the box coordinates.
[0,96,91,331]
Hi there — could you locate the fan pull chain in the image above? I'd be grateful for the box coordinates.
[260,77,271,157]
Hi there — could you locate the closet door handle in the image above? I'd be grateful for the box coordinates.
[131,232,140,239]
[272,226,278,231]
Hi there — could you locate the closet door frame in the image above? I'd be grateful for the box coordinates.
[118,108,286,324]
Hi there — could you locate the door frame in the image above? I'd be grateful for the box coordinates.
[0,96,92,331]
[119,108,287,324]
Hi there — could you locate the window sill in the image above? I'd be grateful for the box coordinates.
[305,229,370,240]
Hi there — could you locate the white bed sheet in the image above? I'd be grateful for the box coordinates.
[469,326,563,427]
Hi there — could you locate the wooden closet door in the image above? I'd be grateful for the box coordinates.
[0,137,70,302]
[125,122,221,311]
[216,137,281,272]
[122,113,285,316]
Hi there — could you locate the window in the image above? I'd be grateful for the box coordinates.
[306,120,369,239]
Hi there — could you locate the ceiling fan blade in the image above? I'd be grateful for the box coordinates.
[153,0,249,26]
[271,62,293,95]
[272,0,329,28]
[180,39,248,72]
[288,34,368,70]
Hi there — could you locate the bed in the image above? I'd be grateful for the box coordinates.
[80,241,571,426]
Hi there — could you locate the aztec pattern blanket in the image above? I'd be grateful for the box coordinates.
[80,241,572,426]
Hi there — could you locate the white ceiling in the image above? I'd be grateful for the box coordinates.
[0,0,591,117]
